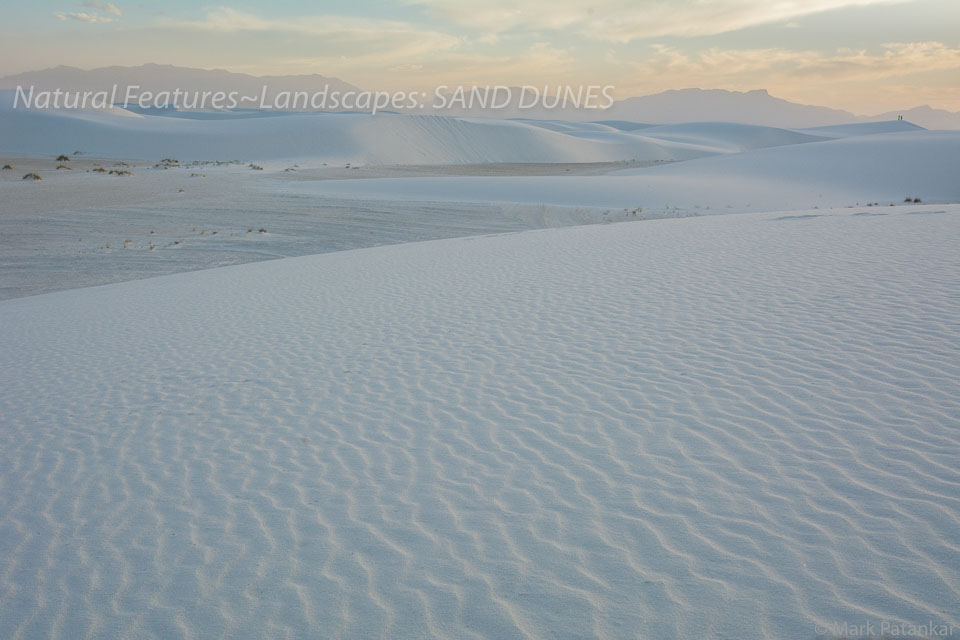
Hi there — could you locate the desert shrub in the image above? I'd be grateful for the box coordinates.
[22,173,41,181]
[249,164,264,170]
[1,164,11,170]
[913,197,921,203]
[56,164,72,170]
[56,154,70,162]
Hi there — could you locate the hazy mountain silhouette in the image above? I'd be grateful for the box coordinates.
[2,66,957,128]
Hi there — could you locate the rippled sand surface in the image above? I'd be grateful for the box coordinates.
[1,206,958,639]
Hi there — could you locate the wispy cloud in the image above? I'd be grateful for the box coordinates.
[56,1,122,23]
[411,0,909,41]
[55,11,116,23]
[183,8,456,42]
[82,1,122,17]
[270,40,577,90]
[613,40,960,111]
[176,8,460,60]
[634,41,960,84]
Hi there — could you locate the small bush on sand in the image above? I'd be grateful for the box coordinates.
[56,164,72,170]
[249,163,264,170]
[23,173,41,181]
[91,167,107,173]
[56,154,70,162]
[1,164,11,170]
[913,197,921,203]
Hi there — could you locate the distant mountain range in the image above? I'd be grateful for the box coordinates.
[605,88,852,128]
[601,88,960,130]
[2,64,958,130]
[0,64,360,111]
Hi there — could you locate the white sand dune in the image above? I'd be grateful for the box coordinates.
[2,92,870,166]
[796,120,926,139]
[1,206,958,639]
[517,120,827,153]
[293,128,960,213]
[615,121,829,152]
[0,95,710,165]
[0,153,665,300]
[1,111,956,300]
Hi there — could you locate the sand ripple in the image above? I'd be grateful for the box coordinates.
[1,207,958,639]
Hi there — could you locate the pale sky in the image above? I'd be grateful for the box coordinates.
[0,0,958,113]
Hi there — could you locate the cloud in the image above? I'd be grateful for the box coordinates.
[176,8,460,59]
[410,0,909,41]
[381,42,578,88]
[82,1,122,16]
[272,40,577,90]
[387,63,424,72]
[183,7,455,41]
[56,1,122,23]
[635,41,960,83]
[55,11,116,23]
[612,41,960,111]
